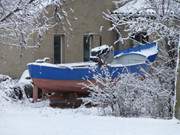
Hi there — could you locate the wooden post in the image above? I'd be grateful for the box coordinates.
[33,85,38,102]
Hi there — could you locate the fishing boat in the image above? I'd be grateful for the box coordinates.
[28,42,158,94]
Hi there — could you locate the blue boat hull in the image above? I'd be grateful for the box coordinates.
[28,63,148,92]
[28,42,157,93]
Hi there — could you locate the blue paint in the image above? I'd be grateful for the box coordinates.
[147,54,157,62]
[28,63,149,81]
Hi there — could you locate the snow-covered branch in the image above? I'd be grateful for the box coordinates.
[82,1,180,118]
[82,56,174,118]
[0,0,66,47]
[104,0,180,45]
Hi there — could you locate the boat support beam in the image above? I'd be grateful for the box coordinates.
[33,85,38,102]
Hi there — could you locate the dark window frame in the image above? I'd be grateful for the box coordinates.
[53,34,65,64]
[83,33,102,62]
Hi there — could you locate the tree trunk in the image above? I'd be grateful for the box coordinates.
[175,37,180,120]
[175,65,180,119]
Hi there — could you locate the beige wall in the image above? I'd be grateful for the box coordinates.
[58,0,116,63]
[0,0,116,78]
[0,28,55,78]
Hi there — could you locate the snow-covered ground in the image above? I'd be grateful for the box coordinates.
[0,101,180,135]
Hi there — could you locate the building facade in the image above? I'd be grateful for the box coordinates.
[0,0,116,78]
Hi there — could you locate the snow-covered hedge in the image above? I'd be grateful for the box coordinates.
[0,75,22,106]
[84,67,173,118]
[82,60,174,118]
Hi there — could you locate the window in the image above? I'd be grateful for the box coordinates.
[54,34,64,64]
[83,33,102,62]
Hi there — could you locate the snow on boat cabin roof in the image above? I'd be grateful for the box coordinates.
[114,43,158,58]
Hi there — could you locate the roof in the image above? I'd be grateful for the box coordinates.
[113,0,155,14]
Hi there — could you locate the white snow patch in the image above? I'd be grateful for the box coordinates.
[28,62,59,68]
[115,44,158,58]
[135,44,158,57]
[0,103,180,135]
[35,57,50,63]
[114,0,155,14]
[28,62,97,70]
[18,70,32,85]
[58,62,97,68]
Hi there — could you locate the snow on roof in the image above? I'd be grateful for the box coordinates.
[113,0,155,14]
[31,0,62,15]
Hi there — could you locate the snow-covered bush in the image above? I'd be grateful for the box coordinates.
[82,54,174,118]
[0,75,23,106]
[101,0,179,118]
